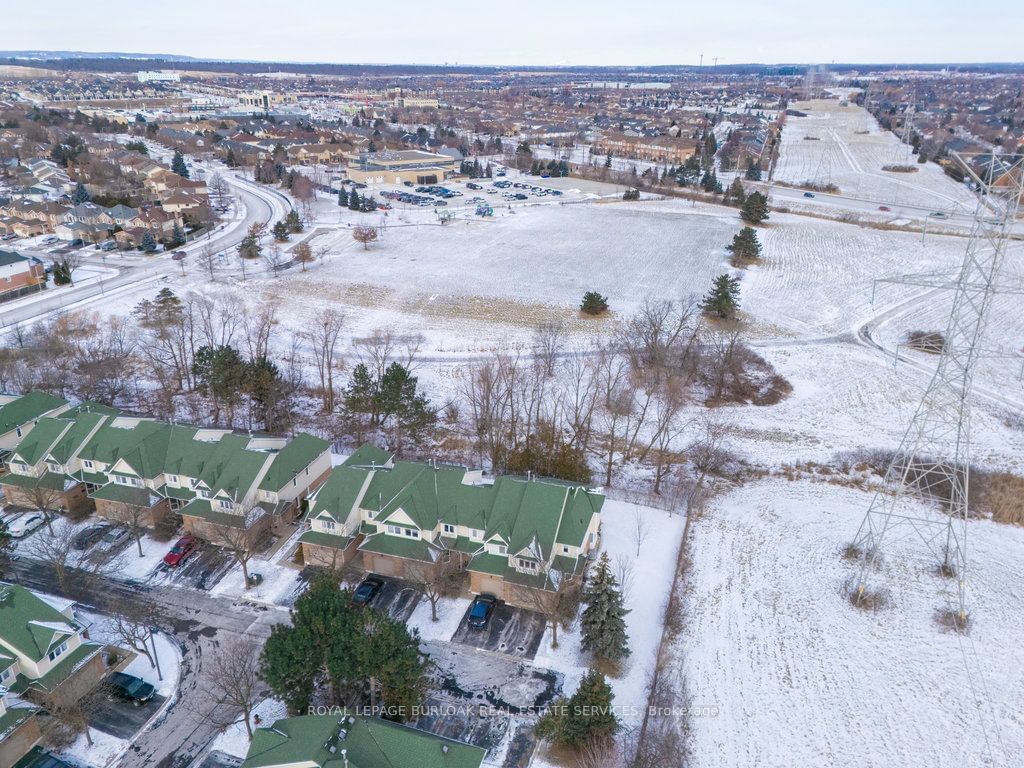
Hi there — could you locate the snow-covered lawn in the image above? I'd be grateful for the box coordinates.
[775,99,978,211]
[55,727,126,768]
[679,479,1024,768]
[536,499,686,729]
[209,696,287,759]
[409,594,472,642]
[83,610,182,699]
[209,558,304,606]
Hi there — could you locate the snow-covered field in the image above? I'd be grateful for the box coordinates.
[774,99,978,211]
[680,479,1024,768]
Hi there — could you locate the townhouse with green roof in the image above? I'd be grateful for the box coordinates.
[0,683,41,768]
[0,583,105,708]
[302,446,603,610]
[240,712,485,768]
[0,392,70,463]
[2,399,333,546]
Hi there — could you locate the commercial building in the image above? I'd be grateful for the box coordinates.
[344,149,460,185]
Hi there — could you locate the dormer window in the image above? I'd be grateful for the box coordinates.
[83,460,94,470]
[470,528,483,540]
[517,558,538,572]
[167,474,178,485]
[442,523,456,535]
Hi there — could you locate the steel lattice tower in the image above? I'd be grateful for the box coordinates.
[851,153,1024,621]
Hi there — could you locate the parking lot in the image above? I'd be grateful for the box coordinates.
[148,543,235,591]
[450,600,547,660]
[91,691,168,739]
[357,574,422,622]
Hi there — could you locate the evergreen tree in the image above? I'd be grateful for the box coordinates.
[702,273,742,319]
[170,223,186,248]
[580,553,630,662]
[724,177,747,206]
[604,152,613,169]
[744,157,762,181]
[225,148,238,167]
[72,182,90,204]
[740,191,769,224]
[285,209,303,233]
[727,227,761,264]
[338,187,349,207]
[171,150,190,178]
[141,231,157,253]
[272,221,290,241]
[348,189,361,211]
[536,669,618,748]
[580,291,609,315]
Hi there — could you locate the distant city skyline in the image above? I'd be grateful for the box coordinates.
[6,0,1021,67]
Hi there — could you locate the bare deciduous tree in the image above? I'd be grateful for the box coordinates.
[533,318,566,377]
[203,637,266,741]
[352,225,378,249]
[405,553,464,622]
[302,309,345,413]
[632,509,650,557]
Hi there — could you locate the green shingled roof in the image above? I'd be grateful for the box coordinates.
[0,392,66,435]
[258,433,329,492]
[9,418,69,466]
[241,713,485,768]
[0,583,81,662]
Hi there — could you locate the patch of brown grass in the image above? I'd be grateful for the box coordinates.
[843,577,890,612]
[934,607,971,634]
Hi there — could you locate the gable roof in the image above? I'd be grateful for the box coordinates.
[241,713,485,768]
[259,433,330,492]
[0,391,67,435]
[0,583,80,662]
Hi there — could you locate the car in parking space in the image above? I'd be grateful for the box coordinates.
[468,594,497,628]
[72,523,110,550]
[107,671,156,705]
[403,181,414,187]
[100,526,132,550]
[803,191,815,198]
[1,233,16,241]
[878,205,891,212]
[163,534,198,567]
[514,193,528,200]
[466,182,481,190]
[7,512,46,539]
[352,575,385,606]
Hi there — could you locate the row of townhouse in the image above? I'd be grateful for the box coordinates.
[0,583,107,767]
[0,198,180,244]
[300,445,604,610]
[0,398,332,545]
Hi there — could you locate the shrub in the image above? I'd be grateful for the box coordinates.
[580,291,609,316]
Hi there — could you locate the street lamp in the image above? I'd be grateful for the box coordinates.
[149,627,163,681]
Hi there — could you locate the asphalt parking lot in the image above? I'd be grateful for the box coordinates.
[450,601,546,660]
[153,544,234,590]
[91,691,168,739]
[196,752,243,768]
[361,574,421,622]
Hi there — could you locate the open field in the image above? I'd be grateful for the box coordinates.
[775,99,979,211]
[679,479,1024,768]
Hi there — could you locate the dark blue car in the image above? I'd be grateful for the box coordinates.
[468,594,497,629]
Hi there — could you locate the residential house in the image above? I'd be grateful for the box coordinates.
[240,713,485,768]
[0,251,47,303]
[0,391,69,456]
[0,684,40,768]
[0,583,106,705]
[3,406,332,544]
[301,446,604,610]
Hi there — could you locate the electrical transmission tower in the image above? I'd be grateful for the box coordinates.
[851,152,1024,622]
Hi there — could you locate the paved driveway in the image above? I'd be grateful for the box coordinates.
[361,574,422,622]
[450,601,546,659]
[91,692,168,739]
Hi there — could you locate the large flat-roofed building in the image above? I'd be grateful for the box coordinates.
[344,149,460,185]
[137,70,180,83]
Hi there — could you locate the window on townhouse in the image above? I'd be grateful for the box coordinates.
[83,460,94,470]
[47,462,61,473]
[199,489,210,499]
[404,528,418,538]
[167,474,178,485]
[588,532,597,547]
[470,528,483,540]
[562,545,571,555]
[442,523,456,535]
[517,558,538,571]
[131,477,143,487]
[322,520,337,531]
[48,641,68,662]
[220,500,234,511]
[0,666,10,683]
[496,544,507,555]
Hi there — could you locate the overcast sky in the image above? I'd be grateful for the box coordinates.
[5,0,1020,66]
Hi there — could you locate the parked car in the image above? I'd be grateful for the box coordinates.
[163,535,198,567]
[352,575,385,606]
[466,182,481,190]
[1,233,17,241]
[107,671,156,705]
[72,524,110,550]
[878,205,891,212]
[467,594,497,629]
[8,512,45,539]
[803,191,815,198]
[100,526,132,549]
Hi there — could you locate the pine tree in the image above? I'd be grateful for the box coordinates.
[338,187,349,207]
[140,231,157,253]
[225,148,238,167]
[580,553,630,662]
[726,227,761,264]
[348,189,361,211]
[702,273,742,319]
[580,291,609,316]
[170,223,186,248]
[744,157,762,181]
[725,177,747,206]
[740,191,769,224]
[72,182,90,204]
[272,221,290,241]
[604,152,613,169]
[536,669,618,748]
[285,209,303,233]
[171,150,190,178]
